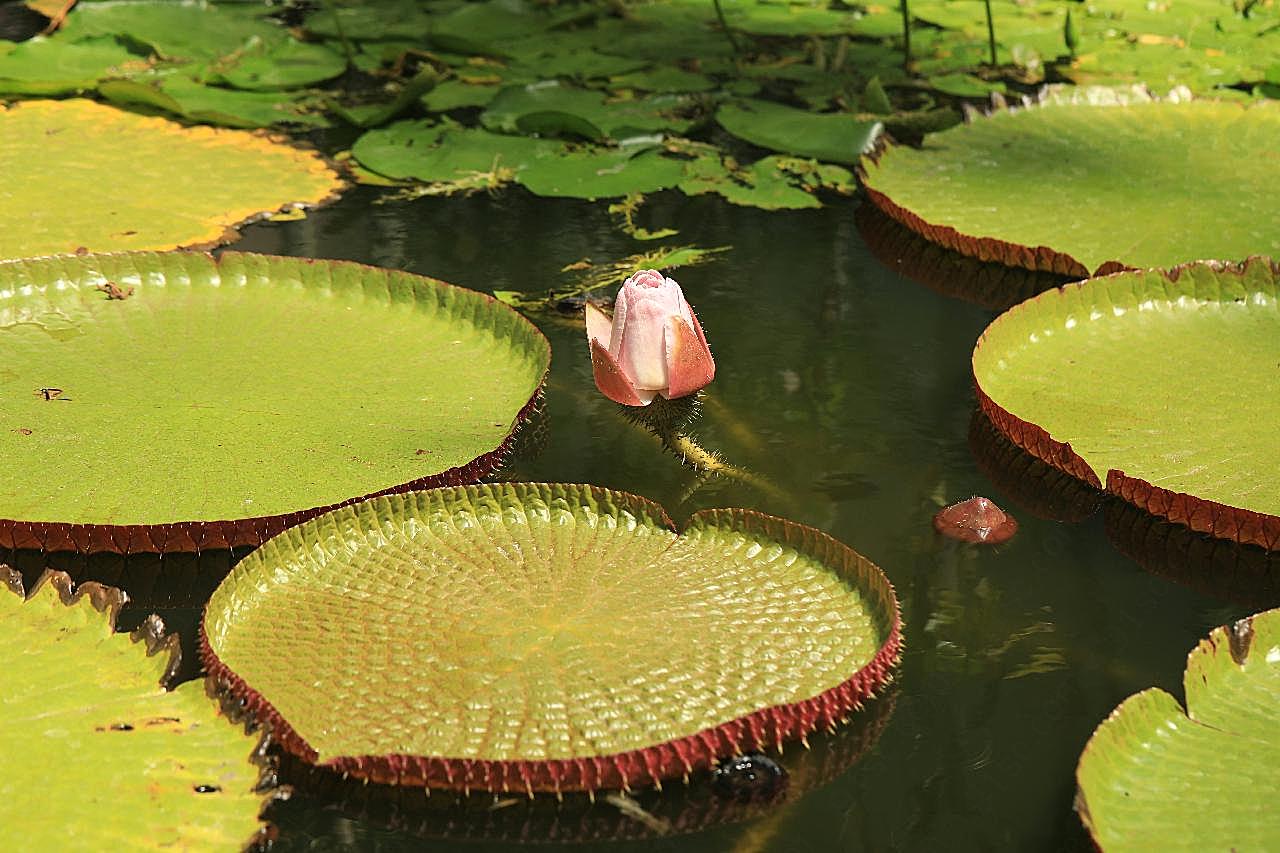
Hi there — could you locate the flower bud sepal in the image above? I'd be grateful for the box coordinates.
[618,392,703,436]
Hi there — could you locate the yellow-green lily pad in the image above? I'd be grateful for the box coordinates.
[0,99,342,258]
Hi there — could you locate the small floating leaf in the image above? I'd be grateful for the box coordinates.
[202,484,901,792]
[482,81,697,140]
[1076,608,1280,849]
[517,145,688,200]
[716,98,882,165]
[351,120,565,187]
[0,35,139,96]
[98,72,328,128]
[0,569,267,848]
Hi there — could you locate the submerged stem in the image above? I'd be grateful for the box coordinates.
[656,429,782,500]
[711,0,743,56]
[983,0,997,65]
[900,0,912,69]
[328,0,356,70]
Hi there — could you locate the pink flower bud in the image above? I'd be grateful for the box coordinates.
[585,270,715,406]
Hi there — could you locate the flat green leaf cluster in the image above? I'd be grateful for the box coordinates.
[4,0,1275,209]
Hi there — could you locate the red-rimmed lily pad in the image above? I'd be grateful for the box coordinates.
[861,89,1280,276]
[972,257,1280,549]
[200,483,901,794]
[0,252,548,554]
[1075,607,1280,849]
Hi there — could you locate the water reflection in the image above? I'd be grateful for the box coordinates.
[855,204,1074,312]
[967,409,1103,523]
[1106,500,1280,611]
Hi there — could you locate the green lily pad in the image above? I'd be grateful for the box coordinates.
[861,90,1280,276]
[517,144,688,199]
[0,252,548,553]
[608,65,717,93]
[421,78,505,111]
[0,35,143,96]
[680,154,851,210]
[351,121,567,189]
[716,99,883,165]
[972,257,1280,549]
[98,72,328,128]
[1,568,268,848]
[482,81,697,140]
[301,0,434,41]
[1075,607,1280,849]
[201,483,902,793]
[59,0,288,63]
[207,37,347,91]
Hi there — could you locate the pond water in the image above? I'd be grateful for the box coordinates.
[118,186,1265,849]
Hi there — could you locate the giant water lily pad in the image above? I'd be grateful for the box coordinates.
[201,483,901,793]
[1075,607,1280,849]
[973,257,1280,549]
[861,90,1280,276]
[0,568,268,848]
[0,252,548,553]
[0,99,342,257]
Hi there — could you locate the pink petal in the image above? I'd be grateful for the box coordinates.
[584,302,613,348]
[664,315,715,399]
[615,297,670,391]
[590,337,656,406]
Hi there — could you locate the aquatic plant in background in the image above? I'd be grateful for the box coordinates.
[860,86,1280,276]
[0,99,343,258]
[10,0,1277,229]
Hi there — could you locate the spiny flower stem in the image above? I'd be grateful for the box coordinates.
[655,428,782,499]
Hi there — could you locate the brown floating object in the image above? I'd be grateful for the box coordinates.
[933,496,1018,544]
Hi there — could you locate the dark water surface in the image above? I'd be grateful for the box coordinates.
[197,187,1257,850]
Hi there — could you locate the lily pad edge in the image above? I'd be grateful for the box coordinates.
[199,484,904,795]
[1073,607,1280,847]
